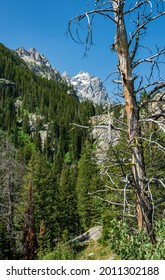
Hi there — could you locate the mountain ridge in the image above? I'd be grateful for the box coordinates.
[62,70,110,105]
[15,46,110,105]
[16,47,62,81]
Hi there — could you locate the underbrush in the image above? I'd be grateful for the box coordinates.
[38,219,165,260]
[101,218,165,260]
[38,242,75,260]
[38,238,115,260]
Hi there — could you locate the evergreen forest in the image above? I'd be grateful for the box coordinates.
[0,42,164,260]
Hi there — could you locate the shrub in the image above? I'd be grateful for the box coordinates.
[104,218,165,260]
[40,242,75,260]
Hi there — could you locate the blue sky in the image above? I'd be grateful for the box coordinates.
[0,0,164,97]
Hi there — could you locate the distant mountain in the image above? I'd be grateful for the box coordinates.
[15,47,62,81]
[62,71,110,106]
[16,47,110,105]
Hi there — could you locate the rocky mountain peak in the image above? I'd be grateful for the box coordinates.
[28,47,49,64]
[69,71,110,105]
[15,47,61,81]
[62,71,72,85]
[16,47,49,66]
[16,47,110,105]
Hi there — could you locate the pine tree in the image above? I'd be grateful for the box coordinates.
[22,114,30,134]
[23,181,38,260]
[58,164,79,238]
[76,141,103,231]
[0,133,24,259]
[26,153,60,246]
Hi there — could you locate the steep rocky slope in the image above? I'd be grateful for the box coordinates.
[16,47,110,105]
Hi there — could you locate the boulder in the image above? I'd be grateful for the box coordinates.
[70,226,102,243]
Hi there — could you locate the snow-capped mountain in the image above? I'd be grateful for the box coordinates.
[63,71,109,105]
[16,47,110,105]
[15,47,61,81]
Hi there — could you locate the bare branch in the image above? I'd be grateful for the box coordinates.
[124,0,153,15]
[69,123,90,129]
[93,195,124,206]
[139,136,165,152]
[112,79,122,84]
[68,0,165,243]
[70,122,127,132]
[140,91,165,107]
[147,82,165,98]
[151,178,165,189]
[68,7,116,45]
[129,11,165,46]
[137,82,165,97]
[133,48,165,69]
[0,78,15,86]
[141,118,165,133]
[147,112,165,120]
[154,197,165,206]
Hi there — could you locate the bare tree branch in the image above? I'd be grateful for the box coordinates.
[133,48,165,69]
[154,197,165,206]
[68,0,165,243]
[0,78,15,86]
[129,11,165,47]
[139,136,165,152]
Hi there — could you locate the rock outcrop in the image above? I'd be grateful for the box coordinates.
[15,47,62,81]
[70,226,102,244]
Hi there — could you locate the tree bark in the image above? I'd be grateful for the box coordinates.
[112,0,156,243]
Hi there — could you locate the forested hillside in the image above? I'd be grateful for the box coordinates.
[0,43,105,259]
[0,42,164,260]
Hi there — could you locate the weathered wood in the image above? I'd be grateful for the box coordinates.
[0,78,15,85]
[112,0,156,243]
[68,0,165,243]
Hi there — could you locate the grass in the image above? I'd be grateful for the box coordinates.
[75,240,117,260]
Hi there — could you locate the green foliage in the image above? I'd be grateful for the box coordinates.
[102,219,165,260]
[0,132,25,259]
[22,114,30,134]
[0,42,99,258]
[0,223,9,259]
[23,181,38,260]
[0,41,164,260]
[58,164,80,237]
[0,42,94,163]
[76,141,104,231]
[40,242,75,260]
[26,153,61,243]
[75,239,115,260]
[64,150,74,164]
[143,127,165,220]
[37,220,51,259]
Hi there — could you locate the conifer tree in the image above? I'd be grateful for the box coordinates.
[23,181,38,260]
[58,164,79,238]
[26,153,60,245]
[22,114,30,134]
[0,133,24,259]
[76,141,103,231]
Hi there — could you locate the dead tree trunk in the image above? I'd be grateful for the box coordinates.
[112,0,156,243]
[68,0,165,243]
